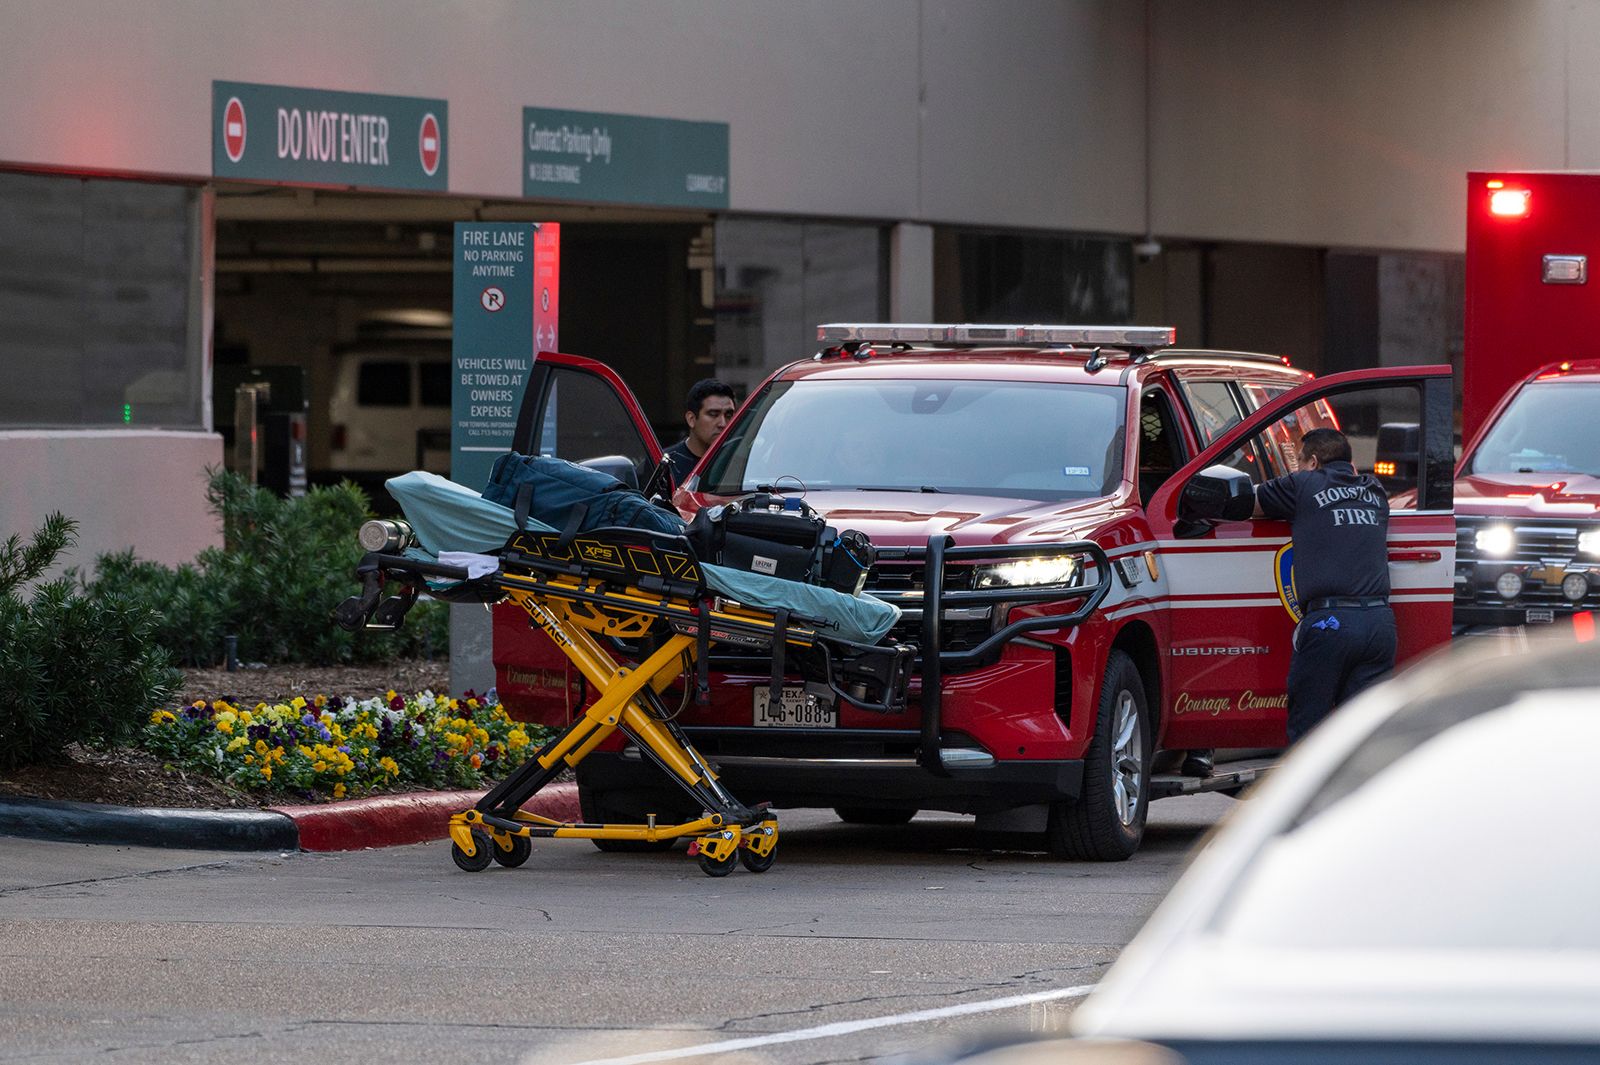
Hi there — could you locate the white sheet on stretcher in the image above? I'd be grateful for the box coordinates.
[386,471,902,645]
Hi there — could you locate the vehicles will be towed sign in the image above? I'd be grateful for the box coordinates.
[212,80,447,191]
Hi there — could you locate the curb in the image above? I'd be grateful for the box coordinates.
[0,796,300,852]
[0,782,580,854]
[273,781,581,852]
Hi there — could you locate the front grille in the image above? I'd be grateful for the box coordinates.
[1454,515,1600,611]
[868,560,992,652]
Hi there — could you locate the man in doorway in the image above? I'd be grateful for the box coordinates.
[665,378,736,486]
[1182,427,1395,776]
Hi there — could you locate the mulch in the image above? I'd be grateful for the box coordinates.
[0,660,456,811]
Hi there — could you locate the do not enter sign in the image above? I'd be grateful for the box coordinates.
[419,113,441,176]
[223,97,247,163]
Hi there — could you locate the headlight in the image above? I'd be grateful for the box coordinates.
[1475,526,1515,556]
[358,518,415,553]
[974,554,1083,589]
[1496,571,1524,600]
[1580,530,1600,556]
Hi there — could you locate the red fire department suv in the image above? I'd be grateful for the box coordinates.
[494,324,1455,860]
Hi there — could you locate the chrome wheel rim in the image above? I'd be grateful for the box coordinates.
[1110,689,1143,827]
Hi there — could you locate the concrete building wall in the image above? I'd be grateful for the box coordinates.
[0,430,222,573]
[0,0,1141,232]
[1149,0,1580,253]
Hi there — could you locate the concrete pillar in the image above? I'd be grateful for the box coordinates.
[450,604,497,696]
[890,223,934,321]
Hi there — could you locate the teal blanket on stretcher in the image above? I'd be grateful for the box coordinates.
[386,471,901,646]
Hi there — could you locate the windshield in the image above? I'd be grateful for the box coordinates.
[698,377,1126,500]
[1467,381,1600,475]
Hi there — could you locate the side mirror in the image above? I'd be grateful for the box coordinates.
[1179,464,1256,526]
[579,454,640,490]
[1374,422,1420,494]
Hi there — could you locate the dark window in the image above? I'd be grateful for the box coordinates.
[1138,388,1187,506]
[419,361,451,407]
[357,361,412,407]
[0,172,203,427]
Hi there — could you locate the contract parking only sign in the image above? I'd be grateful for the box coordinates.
[212,81,447,190]
[523,106,727,208]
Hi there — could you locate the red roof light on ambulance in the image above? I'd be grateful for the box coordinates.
[1486,181,1531,218]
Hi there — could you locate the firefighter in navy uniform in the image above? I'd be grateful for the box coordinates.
[1181,427,1396,776]
[1256,427,1398,743]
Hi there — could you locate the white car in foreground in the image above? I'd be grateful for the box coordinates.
[967,632,1600,1064]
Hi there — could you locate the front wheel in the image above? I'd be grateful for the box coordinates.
[1046,649,1150,861]
[492,833,533,868]
[451,831,494,872]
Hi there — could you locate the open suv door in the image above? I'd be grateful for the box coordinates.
[1148,364,1456,749]
[491,352,667,722]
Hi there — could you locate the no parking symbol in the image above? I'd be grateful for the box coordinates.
[481,286,506,313]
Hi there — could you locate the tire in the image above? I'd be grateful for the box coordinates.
[579,784,678,854]
[698,851,737,878]
[738,844,777,873]
[451,831,494,872]
[492,833,533,868]
[1046,649,1150,861]
[833,807,916,826]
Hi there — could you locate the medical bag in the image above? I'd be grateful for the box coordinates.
[688,493,876,594]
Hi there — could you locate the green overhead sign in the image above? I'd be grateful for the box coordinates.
[523,107,728,208]
[213,80,447,191]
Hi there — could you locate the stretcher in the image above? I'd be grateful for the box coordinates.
[334,473,911,877]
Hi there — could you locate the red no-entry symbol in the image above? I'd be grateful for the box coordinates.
[419,113,441,176]
[223,97,247,163]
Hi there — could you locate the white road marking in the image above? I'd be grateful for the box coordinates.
[553,983,1098,1065]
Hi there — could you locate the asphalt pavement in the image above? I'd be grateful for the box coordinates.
[0,796,1231,1065]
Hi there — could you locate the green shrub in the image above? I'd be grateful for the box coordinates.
[0,514,181,770]
[86,471,447,668]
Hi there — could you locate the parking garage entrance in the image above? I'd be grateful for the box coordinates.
[212,187,717,512]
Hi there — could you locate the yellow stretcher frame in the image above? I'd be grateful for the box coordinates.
[449,589,778,877]
[340,525,912,878]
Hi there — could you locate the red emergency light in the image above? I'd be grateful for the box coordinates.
[1487,182,1530,217]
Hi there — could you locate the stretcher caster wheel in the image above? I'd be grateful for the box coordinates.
[451,831,494,872]
[697,851,737,878]
[738,846,777,874]
[493,834,533,868]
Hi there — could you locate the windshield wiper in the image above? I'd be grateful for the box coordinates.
[855,485,943,493]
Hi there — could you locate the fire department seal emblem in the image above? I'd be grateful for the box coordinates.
[1275,542,1302,622]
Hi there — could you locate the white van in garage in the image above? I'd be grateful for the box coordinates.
[327,345,452,492]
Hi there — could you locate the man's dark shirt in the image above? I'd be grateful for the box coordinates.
[1255,460,1390,603]
[664,438,701,486]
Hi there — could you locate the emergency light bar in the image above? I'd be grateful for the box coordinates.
[816,323,1177,349]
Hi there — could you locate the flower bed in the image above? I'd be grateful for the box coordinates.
[142,690,552,802]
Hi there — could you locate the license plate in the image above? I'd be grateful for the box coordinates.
[1526,608,1556,624]
[752,686,836,728]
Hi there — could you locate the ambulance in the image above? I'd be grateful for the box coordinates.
[1450,172,1600,632]
[495,327,1455,859]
